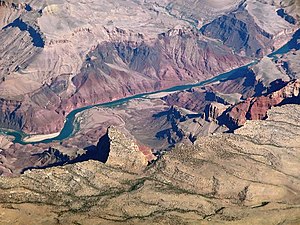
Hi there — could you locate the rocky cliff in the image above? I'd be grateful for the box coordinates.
[0,104,299,224]
[219,79,300,130]
[97,126,149,173]
[66,27,248,110]
[0,98,24,130]
[0,0,298,134]
[201,9,273,57]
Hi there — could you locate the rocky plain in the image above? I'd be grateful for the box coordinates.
[0,0,300,224]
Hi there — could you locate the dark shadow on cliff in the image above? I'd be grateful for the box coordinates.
[2,18,44,48]
[277,96,300,106]
[81,131,111,163]
[21,132,111,174]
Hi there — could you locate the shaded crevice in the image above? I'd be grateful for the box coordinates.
[2,18,44,48]
[21,132,111,173]
[277,9,296,25]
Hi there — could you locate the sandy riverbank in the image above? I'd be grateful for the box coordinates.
[146,91,178,99]
[23,132,60,143]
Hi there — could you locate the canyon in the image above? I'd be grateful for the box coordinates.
[0,104,300,224]
[0,0,300,224]
[0,0,297,134]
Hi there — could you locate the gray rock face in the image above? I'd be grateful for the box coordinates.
[201,9,273,57]
[0,98,24,130]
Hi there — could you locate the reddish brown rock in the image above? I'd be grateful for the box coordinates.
[0,98,24,130]
[0,28,250,135]
[136,142,156,162]
[220,79,300,129]
[66,29,249,110]
[163,67,257,113]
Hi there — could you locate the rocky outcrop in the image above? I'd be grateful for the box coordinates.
[162,66,259,113]
[153,105,226,146]
[153,106,187,145]
[0,25,249,134]
[163,88,230,114]
[97,127,149,173]
[201,8,273,57]
[0,1,27,10]
[25,147,71,170]
[0,84,65,134]
[204,102,229,121]
[0,1,299,223]
[218,79,300,130]
[0,0,298,135]
[0,98,24,130]
[67,28,248,109]
[0,104,299,224]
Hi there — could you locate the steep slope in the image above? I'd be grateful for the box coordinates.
[201,9,273,57]
[163,66,258,112]
[218,79,300,130]
[67,28,247,109]
[0,104,299,224]
[0,0,298,135]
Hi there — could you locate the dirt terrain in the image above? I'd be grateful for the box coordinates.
[0,1,300,224]
[0,104,299,225]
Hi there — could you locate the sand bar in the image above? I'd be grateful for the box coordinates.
[146,91,178,99]
[23,132,60,143]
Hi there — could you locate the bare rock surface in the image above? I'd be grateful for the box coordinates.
[219,79,300,130]
[0,104,299,224]
[100,126,149,173]
[0,0,298,134]
[0,1,300,223]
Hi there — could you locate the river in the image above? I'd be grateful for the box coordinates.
[1,28,299,145]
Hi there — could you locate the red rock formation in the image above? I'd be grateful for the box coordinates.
[201,9,274,57]
[136,142,156,162]
[220,80,300,129]
[66,28,249,110]
[0,95,65,134]
[0,27,250,135]
[162,68,257,114]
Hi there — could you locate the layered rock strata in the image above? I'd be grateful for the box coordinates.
[0,104,299,224]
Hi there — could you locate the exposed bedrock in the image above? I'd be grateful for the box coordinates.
[0,0,298,135]
[69,126,151,173]
[98,127,149,173]
[0,85,65,134]
[0,104,299,224]
[218,79,300,130]
[152,105,226,147]
[201,8,274,57]
[67,28,248,109]
[0,98,24,130]
[0,27,250,134]
[0,124,152,176]
[162,67,258,112]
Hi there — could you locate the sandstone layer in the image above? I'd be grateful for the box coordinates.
[0,104,299,224]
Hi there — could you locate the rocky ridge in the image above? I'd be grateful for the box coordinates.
[0,0,298,134]
[0,104,299,224]
[219,79,300,130]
